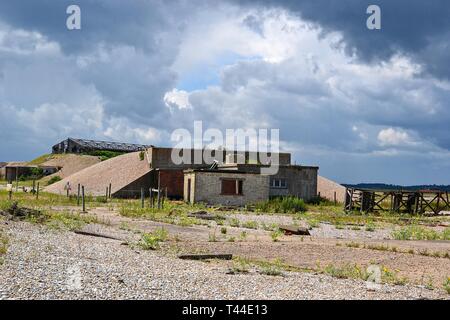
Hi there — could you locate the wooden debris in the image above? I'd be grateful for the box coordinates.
[279,225,311,236]
[178,254,233,260]
[73,230,123,241]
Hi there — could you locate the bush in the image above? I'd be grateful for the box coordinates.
[47,176,62,185]
[84,150,125,161]
[139,228,168,250]
[392,225,450,241]
[255,196,306,214]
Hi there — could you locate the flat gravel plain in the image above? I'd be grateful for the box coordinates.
[0,221,447,300]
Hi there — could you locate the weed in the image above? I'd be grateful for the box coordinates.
[220,227,227,234]
[239,231,248,241]
[322,263,368,281]
[444,277,450,294]
[139,228,168,250]
[255,196,306,214]
[0,230,8,264]
[365,221,376,232]
[258,259,283,276]
[270,229,283,242]
[242,220,258,229]
[392,225,450,241]
[229,218,240,227]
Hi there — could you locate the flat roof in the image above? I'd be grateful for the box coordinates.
[184,169,261,174]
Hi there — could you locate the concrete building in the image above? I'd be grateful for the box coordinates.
[216,163,318,201]
[184,169,269,206]
[146,147,292,199]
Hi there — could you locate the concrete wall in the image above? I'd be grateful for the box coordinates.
[269,166,317,201]
[317,175,346,203]
[149,147,291,169]
[184,171,269,206]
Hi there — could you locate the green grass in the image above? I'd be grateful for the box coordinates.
[0,229,8,265]
[138,228,168,250]
[444,277,450,294]
[392,225,450,241]
[270,229,283,242]
[118,200,206,227]
[82,150,125,161]
[27,154,53,165]
[242,220,258,229]
[47,176,62,185]
[255,196,307,214]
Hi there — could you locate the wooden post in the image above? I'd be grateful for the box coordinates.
[36,182,40,200]
[15,167,19,191]
[77,184,80,206]
[149,188,153,208]
[157,171,161,209]
[32,180,36,193]
[334,191,337,205]
[82,186,86,213]
[8,190,12,201]
[108,183,112,199]
[141,188,144,209]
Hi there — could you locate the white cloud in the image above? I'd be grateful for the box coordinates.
[164,88,192,110]
[377,128,413,146]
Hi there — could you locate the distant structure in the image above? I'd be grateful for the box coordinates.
[52,138,153,154]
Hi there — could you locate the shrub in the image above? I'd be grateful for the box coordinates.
[270,229,283,242]
[444,277,450,294]
[139,151,145,161]
[139,228,168,250]
[255,196,306,214]
[47,176,62,185]
[392,226,450,241]
[220,227,227,234]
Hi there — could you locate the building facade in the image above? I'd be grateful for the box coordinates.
[184,170,269,206]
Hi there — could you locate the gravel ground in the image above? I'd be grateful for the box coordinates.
[227,213,392,240]
[0,221,448,300]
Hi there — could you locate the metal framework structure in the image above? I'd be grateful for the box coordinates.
[52,138,153,154]
[344,187,450,215]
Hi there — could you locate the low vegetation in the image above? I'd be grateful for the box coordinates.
[392,225,450,241]
[138,228,168,250]
[319,263,407,285]
[47,176,62,185]
[0,229,8,265]
[255,196,307,214]
[444,277,450,294]
[83,150,125,161]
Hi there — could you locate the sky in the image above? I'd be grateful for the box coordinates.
[0,0,449,185]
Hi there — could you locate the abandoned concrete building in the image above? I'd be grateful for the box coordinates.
[184,170,269,206]
[146,147,294,200]
[45,143,320,206]
[52,138,152,154]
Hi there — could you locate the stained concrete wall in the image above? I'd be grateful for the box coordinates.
[184,171,269,206]
[148,147,291,169]
[269,166,318,201]
[216,164,318,201]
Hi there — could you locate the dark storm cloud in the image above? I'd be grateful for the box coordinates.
[234,0,450,79]
[0,0,176,54]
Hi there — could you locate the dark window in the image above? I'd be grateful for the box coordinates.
[221,179,243,195]
[270,178,287,189]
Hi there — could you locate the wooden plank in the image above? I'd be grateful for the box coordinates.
[178,254,233,260]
